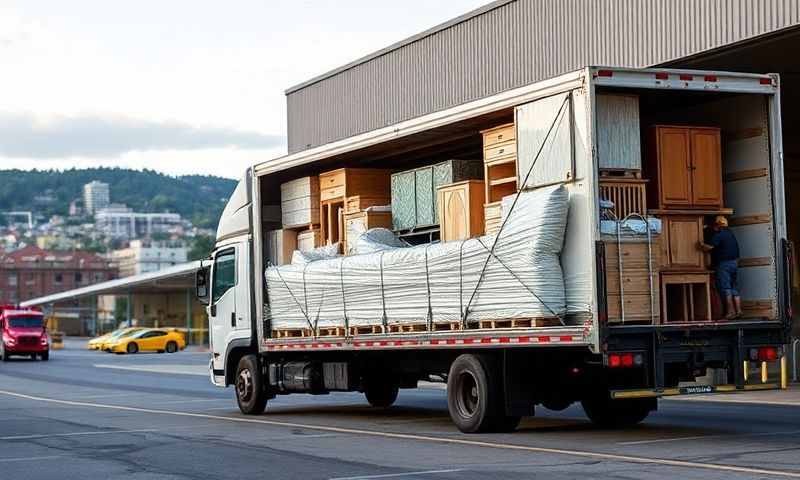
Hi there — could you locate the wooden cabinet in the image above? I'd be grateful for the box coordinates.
[659,214,705,271]
[297,229,322,252]
[437,180,485,242]
[343,211,393,255]
[484,201,502,236]
[319,168,390,249]
[266,229,297,266]
[604,239,661,324]
[647,126,722,210]
[280,177,320,229]
[481,123,518,204]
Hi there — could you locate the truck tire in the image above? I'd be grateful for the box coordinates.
[41,351,49,361]
[235,354,267,415]
[1,347,8,362]
[447,354,518,433]
[582,396,655,428]
[364,380,399,408]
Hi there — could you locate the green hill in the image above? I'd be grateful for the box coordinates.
[0,168,237,229]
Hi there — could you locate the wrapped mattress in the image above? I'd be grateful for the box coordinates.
[266,185,569,330]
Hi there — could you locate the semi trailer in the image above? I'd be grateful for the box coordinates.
[197,66,791,433]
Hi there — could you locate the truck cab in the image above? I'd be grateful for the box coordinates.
[0,306,49,361]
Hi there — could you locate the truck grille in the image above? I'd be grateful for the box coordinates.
[18,336,38,345]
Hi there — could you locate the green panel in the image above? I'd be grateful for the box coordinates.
[391,172,416,230]
[415,168,434,227]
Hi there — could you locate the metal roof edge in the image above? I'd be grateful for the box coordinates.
[284,0,515,95]
[20,260,203,307]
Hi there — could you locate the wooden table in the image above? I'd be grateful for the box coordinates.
[661,272,712,323]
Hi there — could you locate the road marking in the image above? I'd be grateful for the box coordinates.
[0,428,160,441]
[330,469,464,480]
[619,429,800,446]
[0,455,64,462]
[0,389,799,479]
[93,364,207,376]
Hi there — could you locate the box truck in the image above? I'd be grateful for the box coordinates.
[197,66,791,433]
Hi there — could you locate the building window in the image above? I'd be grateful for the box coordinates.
[54,273,63,285]
[75,272,83,284]
[94,272,104,282]
[7,273,17,286]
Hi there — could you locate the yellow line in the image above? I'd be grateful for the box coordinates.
[0,389,799,478]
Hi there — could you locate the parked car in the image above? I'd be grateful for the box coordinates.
[107,329,186,354]
[87,327,143,351]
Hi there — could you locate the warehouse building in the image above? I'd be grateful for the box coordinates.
[284,0,800,327]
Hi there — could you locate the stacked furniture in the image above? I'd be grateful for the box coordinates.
[604,239,661,324]
[319,168,391,252]
[390,160,482,232]
[343,209,393,255]
[481,124,517,235]
[646,125,726,323]
[266,229,298,266]
[277,177,320,258]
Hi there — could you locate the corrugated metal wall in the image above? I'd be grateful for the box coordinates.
[287,0,800,153]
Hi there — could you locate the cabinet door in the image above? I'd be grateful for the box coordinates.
[439,187,468,242]
[657,127,692,207]
[690,128,723,207]
[664,216,705,270]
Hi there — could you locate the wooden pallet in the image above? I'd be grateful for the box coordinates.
[387,323,429,333]
[272,328,311,338]
[476,318,561,329]
[432,321,463,331]
[317,326,347,337]
[348,325,385,336]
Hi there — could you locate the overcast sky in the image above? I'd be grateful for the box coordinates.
[0,1,488,179]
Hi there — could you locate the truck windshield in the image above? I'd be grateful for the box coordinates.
[8,316,44,328]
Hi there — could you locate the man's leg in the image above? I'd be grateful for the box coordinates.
[724,294,736,319]
[733,295,743,317]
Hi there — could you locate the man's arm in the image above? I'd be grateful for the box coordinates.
[698,241,714,252]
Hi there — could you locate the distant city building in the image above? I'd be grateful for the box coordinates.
[110,240,187,277]
[35,235,75,251]
[95,205,182,239]
[68,199,83,217]
[83,181,110,214]
[0,245,117,305]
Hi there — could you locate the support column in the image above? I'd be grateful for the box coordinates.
[185,289,192,345]
[126,292,132,327]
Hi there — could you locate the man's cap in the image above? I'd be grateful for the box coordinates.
[715,215,729,227]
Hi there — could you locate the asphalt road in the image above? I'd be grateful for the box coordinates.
[1,342,799,480]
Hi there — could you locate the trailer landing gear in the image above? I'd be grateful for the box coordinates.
[236,355,267,415]
[447,354,521,433]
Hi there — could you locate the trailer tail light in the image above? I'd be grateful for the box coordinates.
[597,69,613,77]
[760,77,773,85]
[679,74,693,81]
[608,352,644,368]
[655,72,669,80]
[703,75,718,82]
[750,347,779,362]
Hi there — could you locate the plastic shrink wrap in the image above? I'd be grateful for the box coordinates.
[266,185,569,330]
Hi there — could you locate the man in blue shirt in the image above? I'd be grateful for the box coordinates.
[699,216,741,319]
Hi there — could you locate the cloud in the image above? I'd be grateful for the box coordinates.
[0,112,285,158]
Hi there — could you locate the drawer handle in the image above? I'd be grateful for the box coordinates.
[497,134,504,140]
[498,148,505,154]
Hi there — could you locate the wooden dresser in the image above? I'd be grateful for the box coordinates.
[437,180,485,242]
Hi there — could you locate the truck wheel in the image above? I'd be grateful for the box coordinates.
[41,351,49,361]
[447,354,512,433]
[1,347,8,362]
[582,396,655,428]
[166,341,178,353]
[235,354,267,415]
[127,342,139,354]
[364,380,399,408]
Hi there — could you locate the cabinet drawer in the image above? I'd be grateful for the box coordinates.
[344,196,389,215]
[606,271,658,295]
[319,169,345,190]
[482,124,516,147]
[484,201,502,220]
[484,140,516,162]
[604,241,661,271]
[297,229,322,252]
[607,294,659,322]
[320,185,345,201]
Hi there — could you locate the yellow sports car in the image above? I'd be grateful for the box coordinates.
[87,327,143,350]
[107,329,186,354]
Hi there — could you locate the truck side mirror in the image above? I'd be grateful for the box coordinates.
[196,267,210,305]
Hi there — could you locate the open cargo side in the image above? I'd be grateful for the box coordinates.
[589,68,790,396]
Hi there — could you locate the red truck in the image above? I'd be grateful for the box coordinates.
[0,305,49,361]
